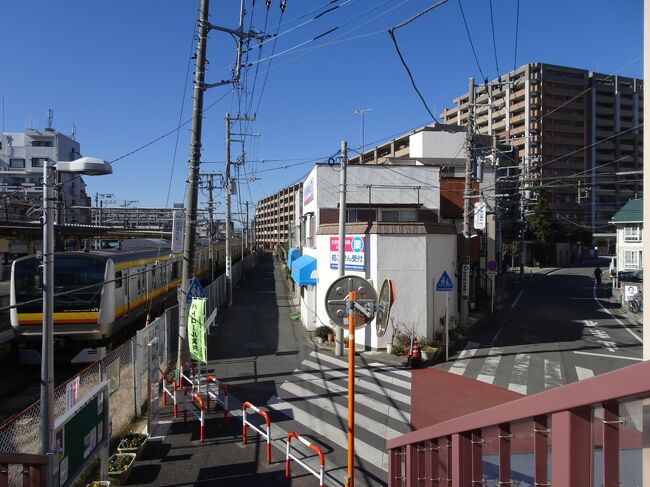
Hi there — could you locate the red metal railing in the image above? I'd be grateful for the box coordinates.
[0,452,48,487]
[387,360,650,487]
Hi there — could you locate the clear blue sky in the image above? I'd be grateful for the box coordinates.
[1,0,643,221]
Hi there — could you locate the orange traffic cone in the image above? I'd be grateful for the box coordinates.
[409,337,422,368]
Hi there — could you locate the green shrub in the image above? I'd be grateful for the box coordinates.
[392,331,411,356]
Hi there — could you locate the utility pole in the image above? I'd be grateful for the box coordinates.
[207,173,215,281]
[225,113,255,306]
[245,201,249,253]
[177,0,209,377]
[335,140,348,357]
[519,160,527,281]
[354,108,372,161]
[461,78,475,326]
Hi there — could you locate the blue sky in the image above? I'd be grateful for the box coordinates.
[1,0,643,221]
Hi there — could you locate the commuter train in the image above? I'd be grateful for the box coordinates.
[10,239,241,344]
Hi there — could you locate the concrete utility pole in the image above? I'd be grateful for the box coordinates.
[225,113,255,306]
[206,173,215,281]
[177,0,209,376]
[335,140,348,356]
[461,78,475,326]
[245,200,249,252]
[354,108,372,160]
[519,160,527,281]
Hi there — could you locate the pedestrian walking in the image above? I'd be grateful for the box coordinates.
[594,267,602,285]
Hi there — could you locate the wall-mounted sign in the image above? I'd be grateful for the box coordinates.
[474,202,486,230]
[303,178,314,206]
[171,210,184,253]
[329,236,365,271]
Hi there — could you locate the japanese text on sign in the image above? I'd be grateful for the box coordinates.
[329,235,365,271]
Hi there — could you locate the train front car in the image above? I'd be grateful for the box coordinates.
[10,253,111,342]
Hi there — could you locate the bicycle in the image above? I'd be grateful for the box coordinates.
[629,292,643,314]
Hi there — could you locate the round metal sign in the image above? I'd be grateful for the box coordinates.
[375,279,395,339]
[325,276,377,329]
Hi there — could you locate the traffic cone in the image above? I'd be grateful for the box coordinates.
[410,337,422,369]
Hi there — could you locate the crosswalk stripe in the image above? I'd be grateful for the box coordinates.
[286,369,411,424]
[544,359,563,390]
[310,352,411,390]
[476,348,502,384]
[367,362,412,378]
[268,394,390,471]
[508,353,530,395]
[575,366,594,381]
[299,359,411,406]
[448,341,480,375]
[280,381,405,440]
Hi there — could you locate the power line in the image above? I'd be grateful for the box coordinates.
[457,0,487,82]
[388,0,448,123]
[488,0,500,77]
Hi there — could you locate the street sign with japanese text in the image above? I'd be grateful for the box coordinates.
[474,202,486,230]
[329,235,365,271]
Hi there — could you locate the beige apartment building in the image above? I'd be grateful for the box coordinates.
[254,182,302,248]
[440,62,643,235]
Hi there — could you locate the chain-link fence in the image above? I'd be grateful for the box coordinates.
[0,252,259,485]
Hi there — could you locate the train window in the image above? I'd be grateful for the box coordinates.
[172,261,179,280]
[115,271,122,288]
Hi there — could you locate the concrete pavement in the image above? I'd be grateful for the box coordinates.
[126,252,408,487]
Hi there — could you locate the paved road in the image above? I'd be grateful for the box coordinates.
[133,252,406,486]
[437,263,643,395]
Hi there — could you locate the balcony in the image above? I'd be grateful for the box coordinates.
[387,360,650,487]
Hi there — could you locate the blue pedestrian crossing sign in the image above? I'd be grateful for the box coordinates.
[436,271,454,292]
[186,277,206,303]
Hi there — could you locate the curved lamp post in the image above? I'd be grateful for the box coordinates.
[40,157,112,464]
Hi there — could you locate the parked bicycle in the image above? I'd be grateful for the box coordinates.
[629,291,643,314]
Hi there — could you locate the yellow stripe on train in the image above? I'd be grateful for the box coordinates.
[17,312,100,325]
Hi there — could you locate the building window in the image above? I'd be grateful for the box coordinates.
[9,158,25,168]
[11,177,24,185]
[31,140,53,147]
[624,225,641,242]
[379,208,418,222]
[624,250,642,270]
[31,157,47,167]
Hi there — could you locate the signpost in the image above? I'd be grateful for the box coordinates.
[147,337,160,436]
[325,276,394,487]
[188,297,207,362]
[473,201,486,230]
[186,277,206,303]
[436,271,454,361]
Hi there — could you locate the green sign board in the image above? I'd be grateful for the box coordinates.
[188,297,207,362]
[54,382,108,487]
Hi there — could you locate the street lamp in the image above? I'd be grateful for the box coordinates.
[41,157,112,460]
[354,108,372,161]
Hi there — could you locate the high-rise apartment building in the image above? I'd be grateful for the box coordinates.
[440,63,643,234]
[254,182,302,248]
[0,127,91,224]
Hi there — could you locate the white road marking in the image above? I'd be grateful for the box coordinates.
[508,353,530,395]
[310,352,411,390]
[592,283,642,343]
[298,359,411,405]
[476,348,502,384]
[574,350,642,361]
[544,359,563,390]
[575,366,594,381]
[448,341,480,375]
[280,380,405,440]
[511,290,524,308]
[268,394,389,471]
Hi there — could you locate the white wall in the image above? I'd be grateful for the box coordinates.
[409,131,465,160]
[616,224,644,271]
[310,231,457,350]
[303,164,441,227]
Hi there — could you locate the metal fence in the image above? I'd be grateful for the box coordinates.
[0,252,258,465]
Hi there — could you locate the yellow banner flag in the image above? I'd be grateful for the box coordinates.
[188,297,207,363]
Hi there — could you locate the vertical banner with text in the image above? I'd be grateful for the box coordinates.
[188,297,207,362]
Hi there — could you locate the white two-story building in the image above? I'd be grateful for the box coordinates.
[289,162,457,350]
[611,199,643,276]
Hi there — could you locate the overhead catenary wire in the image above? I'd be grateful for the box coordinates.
[488,0,499,77]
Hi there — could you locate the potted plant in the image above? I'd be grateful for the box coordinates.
[420,338,441,361]
[117,432,148,457]
[108,453,136,484]
[314,325,332,344]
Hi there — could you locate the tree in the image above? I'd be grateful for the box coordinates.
[528,189,554,245]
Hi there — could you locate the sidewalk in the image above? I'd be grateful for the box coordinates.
[125,252,401,486]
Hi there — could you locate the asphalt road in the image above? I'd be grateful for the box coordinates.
[437,261,643,395]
